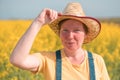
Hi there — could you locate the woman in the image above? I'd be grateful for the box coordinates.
[10,2,110,80]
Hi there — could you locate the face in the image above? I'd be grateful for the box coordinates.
[60,19,86,51]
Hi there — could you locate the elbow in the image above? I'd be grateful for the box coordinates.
[10,55,17,66]
[10,56,24,68]
[10,53,21,66]
[10,52,27,68]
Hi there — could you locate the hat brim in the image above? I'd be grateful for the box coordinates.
[48,15,101,43]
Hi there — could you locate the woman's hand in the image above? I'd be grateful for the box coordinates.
[34,8,61,26]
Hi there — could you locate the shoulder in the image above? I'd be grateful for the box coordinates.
[33,51,56,72]
[92,53,104,62]
[85,51,105,66]
[90,52,106,68]
[86,51,103,61]
[33,51,56,60]
[92,53,103,60]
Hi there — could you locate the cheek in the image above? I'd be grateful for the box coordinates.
[60,33,68,44]
[76,33,85,41]
[60,33,66,41]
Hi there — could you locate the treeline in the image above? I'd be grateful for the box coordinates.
[98,18,120,24]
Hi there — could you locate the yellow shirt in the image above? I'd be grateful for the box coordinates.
[36,49,110,80]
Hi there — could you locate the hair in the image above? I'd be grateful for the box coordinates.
[58,19,88,34]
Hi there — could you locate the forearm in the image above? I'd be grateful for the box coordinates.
[10,21,42,64]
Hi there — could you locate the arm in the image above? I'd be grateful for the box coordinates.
[10,8,59,72]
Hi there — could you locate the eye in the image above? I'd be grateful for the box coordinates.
[62,29,68,33]
[74,29,81,33]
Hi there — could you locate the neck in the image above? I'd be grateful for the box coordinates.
[63,48,83,57]
[63,48,85,65]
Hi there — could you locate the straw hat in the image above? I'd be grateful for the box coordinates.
[48,2,101,43]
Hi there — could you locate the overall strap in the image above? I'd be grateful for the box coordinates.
[88,51,96,80]
[56,50,62,80]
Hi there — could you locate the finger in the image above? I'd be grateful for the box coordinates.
[38,9,47,18]
[49,9,54,19]
[50,9,58,20]
[53,10,58,19]
[35,8,50,24]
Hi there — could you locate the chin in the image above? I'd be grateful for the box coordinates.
[65,46,78,52]
[63,43,81,52]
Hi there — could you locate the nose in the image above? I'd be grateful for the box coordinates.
[67,32,74,39]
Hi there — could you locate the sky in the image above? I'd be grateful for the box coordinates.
[0,0,120,19]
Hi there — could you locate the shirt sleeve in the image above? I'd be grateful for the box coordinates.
[34,51,56,74]
[30,52,45,74]
[99,56,110,80]
[93,53,110,80]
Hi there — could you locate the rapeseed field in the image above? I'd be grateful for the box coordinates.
[0,20,120,80]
